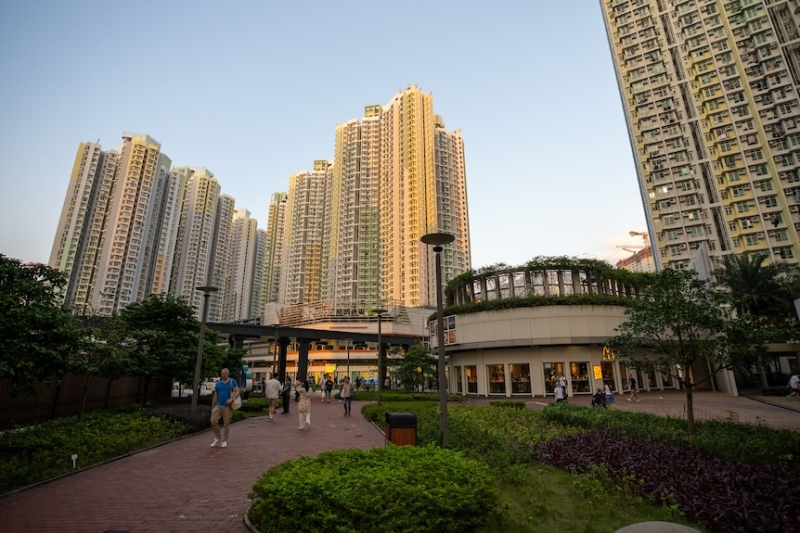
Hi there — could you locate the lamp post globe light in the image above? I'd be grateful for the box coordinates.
[420,232,455,447]
[192,286,219,413]
[370,308,388,405]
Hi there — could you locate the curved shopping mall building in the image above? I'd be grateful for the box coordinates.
[438,260,738,398]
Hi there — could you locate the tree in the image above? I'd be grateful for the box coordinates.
[606,268,729,434]
[0,255,82,397]
[713,253,799,387]
[387,345,437,392]
[72,315,132,420]
[119,294,200,405]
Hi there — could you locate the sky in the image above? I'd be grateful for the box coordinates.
[0,0,648,271]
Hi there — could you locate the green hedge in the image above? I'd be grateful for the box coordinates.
[0,408,189,494]
[248,445,497,533]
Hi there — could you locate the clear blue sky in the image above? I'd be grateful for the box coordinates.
[0,0,647,270]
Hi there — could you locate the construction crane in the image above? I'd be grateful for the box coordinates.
[629,230,650,246]
[617,231,650,255]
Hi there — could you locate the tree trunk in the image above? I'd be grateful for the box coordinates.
[685,385,696,435]
[758,355,769,389]
[78,374,91,421]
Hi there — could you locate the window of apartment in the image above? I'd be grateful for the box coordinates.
[670,246,683,257]
[729,222,738,232]
[737,202,751,213]
[742,218,753,229]
[663,215,676,226]
[746,234,760,246]
[753,164,769,175]
[759,179,773,191]
[667,230,680,241]
[724,206,733,215]
[728,169,742,182]
[775,230,789,242]
[732,186,746,197]
[765,196,778,208]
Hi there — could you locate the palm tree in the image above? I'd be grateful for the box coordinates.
[713,253,796,386]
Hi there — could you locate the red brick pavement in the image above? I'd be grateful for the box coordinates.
[0,398,385,533]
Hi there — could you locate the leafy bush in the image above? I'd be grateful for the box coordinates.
[0,408,188,494]
[488,400,526,409]
[239,397,268,412]
[534,429,800,533]
[448,406,578,469]
[541,403,800,468]
[248,445,497,533]
[762,385,790,397]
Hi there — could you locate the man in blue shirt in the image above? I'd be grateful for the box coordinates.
[210,368,239,448]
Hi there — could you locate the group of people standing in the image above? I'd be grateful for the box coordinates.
[209,369,359,447]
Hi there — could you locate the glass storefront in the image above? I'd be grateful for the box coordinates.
[600,360,616,391]
[659,370,676,389]
[510,363,531,394]
[570,362,591,393]
[455,366,463,394]
[488,364,506,394]
[466,365,478,393]
[543,362,566,394]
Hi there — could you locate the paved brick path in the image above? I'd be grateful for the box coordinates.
[0,399,385,533]
[1,390,798,533]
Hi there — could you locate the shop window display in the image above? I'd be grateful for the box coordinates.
[570,362,591,393]
[488,364,506,394]
[600,360,616,391]
[466,365,478,393]
[510,363,531,393]
[455,366,463,394]
[543,362,566,394]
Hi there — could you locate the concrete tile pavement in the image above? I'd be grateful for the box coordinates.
[0,398,385,533]
[483,389,800,431]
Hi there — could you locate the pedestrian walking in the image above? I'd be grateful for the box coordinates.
[265,372,282,421]
[280,377,292,414]
[787,372,800,400]
[324,376,334,403]
[628,373,640,402]
[297,379,313,430]
[603,383,616,409]
[554,383,567,403]
[340,376,353,416]
[210,368,239,448]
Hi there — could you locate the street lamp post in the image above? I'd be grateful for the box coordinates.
[421,232,455,447]
[372,308,387,405]
[192,286,219,413]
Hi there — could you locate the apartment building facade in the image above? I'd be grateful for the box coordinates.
[601,0,800,270]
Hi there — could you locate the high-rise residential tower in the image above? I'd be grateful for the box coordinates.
[49,142,119,314]
[208,194,236,322]
[263,192,288,305]
[92,133,167,315]
[280,163,332,305]
[601,0,800,270]
[170,167,221,314]
[226,208,266,321]
[379,86,471,307]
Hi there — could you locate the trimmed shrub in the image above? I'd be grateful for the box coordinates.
[248,445,497,533]
[488,400,526,409]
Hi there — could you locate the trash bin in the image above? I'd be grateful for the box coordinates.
[385,412,417,446]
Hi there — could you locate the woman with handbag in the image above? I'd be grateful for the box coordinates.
[297,380,313,430]
[340,376,353,416]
